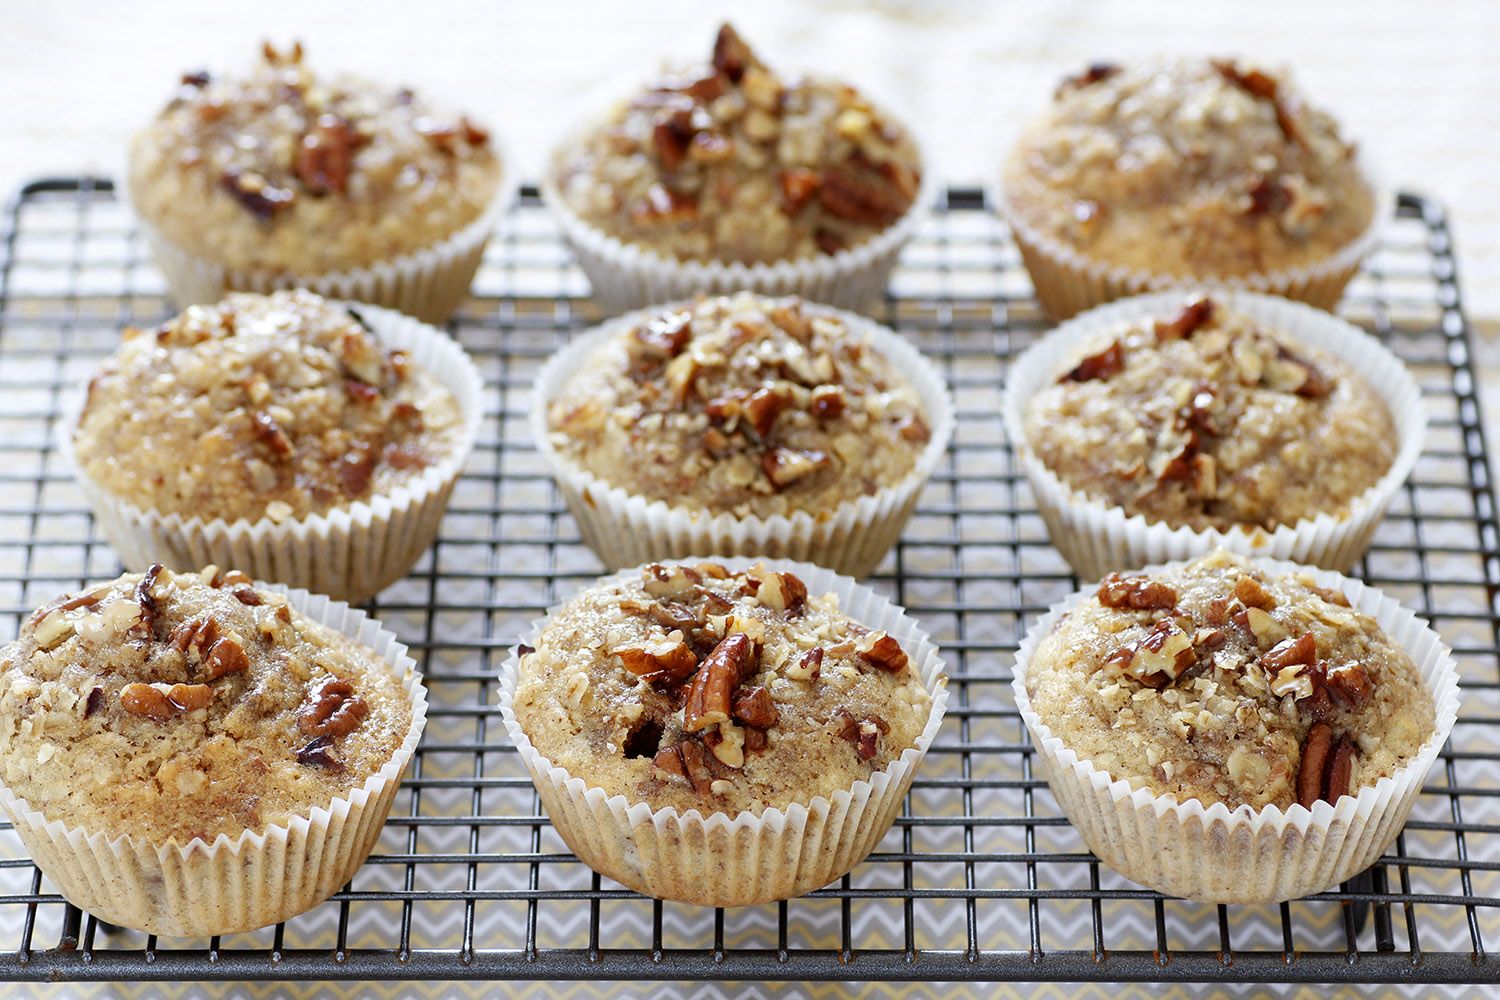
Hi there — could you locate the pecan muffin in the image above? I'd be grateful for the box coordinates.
[1022,296,1397,533]
[503,560,946,904]
[68,290,480,602]
[1024,550,1434,811]
[1001,58,1379,317]
[75,290,465,525]
[129,42,505,321]
[0,565,425,934]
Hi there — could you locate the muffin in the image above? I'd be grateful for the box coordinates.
[499,558,947,905]
[532,293,953,576]
[1000,58,1383,318]
[544,24,929,313]
[128,42,508,323]
[1013,550,1459,903]
[66,290,482,602]
[0,565,427,935]
[1003,291,1424,577]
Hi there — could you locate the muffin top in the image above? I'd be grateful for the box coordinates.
[512,561,936,815]
[550,23,922,264]
[1025,550,1434,811]
[75,290,466,524]
[546,293,933,518]
[0,565,413,843]
[1022,297,1396,532]
[128,42,502,274]
[1003,58,1375,278]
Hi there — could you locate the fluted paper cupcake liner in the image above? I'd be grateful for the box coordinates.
[129,145,513,325]
[497,557,949,907]
[61,302,484,604]
[1011,554,1460,904]
[1002,290,1425,579]
[0,587,427,937]
[541,95,933,316]
[531,302,954,577]
[997,182,1393,320]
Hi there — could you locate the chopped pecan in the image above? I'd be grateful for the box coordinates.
[171,615,219,653]
[28,588,104,629]
[755,570,807,614]
[295,734,342,770]
[703,723,746,768]
[233,587,263,606]
[1057,62,1120,94]
[778,167,822,214]
[345,379,380,403]
[788,646,823,682]
[83,686,105,719]
[857,631,909,673]
[1108,619,1195,686]
[814,229,846,255]
[297,677,370,737]
[202,635,250,680]
[712,23,752,83]
[700,590,734,615]
[833,709,890,761]
[1213,60,1299,144]
[181,70,211,87]
[743,726,768,754]
[617,638,698,680]
[135,564,164,635]
[897,415,932,444]
[1248,175,1290,217]
[683,633,755,732]
[1060,341,1125,382]
[1296,723,1355,807]
[251,411,293,457]
[1193,627,1229,652]
[1274,346,1334,398]
[654,739,715,796]
[1153,297,1216,342]
[731,685,779,728]
[220,170,295,221]
[652,114,694,172]
[818,164,910,228]
[761,447,830,489]
[1325,661,1373,708]
[630,183,697,224]
[633,311,692,358]
[1237,606,1285,646]
[120,681,213,719]
[641,563,701,598]
[1302,579,1352,607]
[337,442,379,498]
[1234,575,1277,611]
[1326,736,1355,802]
[744,386,790,438]
[809,385,845,420]
[1096,573,1177,610]
[296,113,359,196]
[1262,632,1317,671]
[1181,382,1219,437]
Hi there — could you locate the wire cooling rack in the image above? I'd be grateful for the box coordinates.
[0,179,1496,987]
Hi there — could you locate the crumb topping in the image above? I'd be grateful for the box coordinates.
[1023,297,1396,532]
[512,562,936,815]
[0,566,412,842]
[547,293,931,517]
[552,23,922,264]
[128,42,502,273]
[75,290,464,524]
[1025,550,1434,810]
[1003,58,1375,277]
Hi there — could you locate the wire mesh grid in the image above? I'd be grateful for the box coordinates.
[0,179,1496,986]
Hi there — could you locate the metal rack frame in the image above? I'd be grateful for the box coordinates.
[0,179,1495,985]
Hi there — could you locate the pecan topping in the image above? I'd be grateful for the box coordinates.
[345,379,380,403]
[295,734,342,770]
[337,442,378,498]
[1096,573,1177,610]
[202,635,250,680]
[1233,575,1277,611]
[897,415,932,444]
[818,164,910,228]
[712,23,752,83]
[220,170,295,221]
[809,385,845,420]
[761,447,830,489]
[1262,632,1316,671]
[170,615,219,653]
[744,386,790,438]
[1297,723,1355,808]
[856,631,909,673]
[788,646,823,682]
[684,633,754,732]
[120,682,214,719]
[296,113,360,196]
[617,638,698,680]
[1248,175,1290,217]
[134,564,164,635]
[297,677,370,738]
[251,411,293,456]
[833,708,890,761]
[654,739,715,796]
[28,588,104,627]
[233,587,263,606]
[1060,340,1125,382]
[814,229,846,255]
[633,312,692,359]
[731,685,779,729]
[1274,346,1334,398]
[181,70,211,87]
[1107,619,1195,687]
[631,183,698,224]
[1058,62,1120,94]
[1153,298,1215,342]
[1213,60,1300,144]
[779,167,822,214]
[1325,661,1373,708]
[754,570,807,614]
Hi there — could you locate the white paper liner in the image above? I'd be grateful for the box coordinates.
[0,586,428,937]
[530,302,955,577]
[1011,554,1461,904]
[59,302,484,604]
[540,91,934,316]
[128,141,513,325]
[997,178,1392,320]
[1001,290,1426,580]
[496,557,949,907]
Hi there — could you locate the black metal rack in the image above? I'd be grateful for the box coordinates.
[0,179,1496,986]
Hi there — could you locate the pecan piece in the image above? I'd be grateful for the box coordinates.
[809,385,845,420]
[814,229,846,255]
[295,734,342,771]
[120,681,213,719]
[220,170,295,221]
[1274,346,1334,399]
[1234,575,1277,611]
[337,442,379,498]
[1248,175,1290,217]
[617,638,698,680]
[251,411,293,457]
[1153,297,1216,342]
[1096,573,1177,610]
[1326,661,1373,708]
[170,615,219,653]
[778,167,822,214]
[1107,619,1195,686]
[731,685,779,729]
[28,588,104,627]
[296,113,359,196]
[761,447,830,490]
[630,184,698,224]
[833,709,890,761]
[654,740,715,796]
[1060,340,1125,382]
[754,570,807,614]
[1325,736,1356,802]
[744,386,790,438]
[683,633,754,732]
[857,631,909,673]
[83,687,105,719]
[134,564,164,635]
[787,646,823,682]
[233,587,263,606]
[297,677,370,737]
[818,165,910,228]
[1213,60,1300,144]
[1057,62,1120,94]
[202,636,250,680]
[1296,724,1356,808]
[1262,632,1317,671]
[633,311,692,358]
[712,23,752,83]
